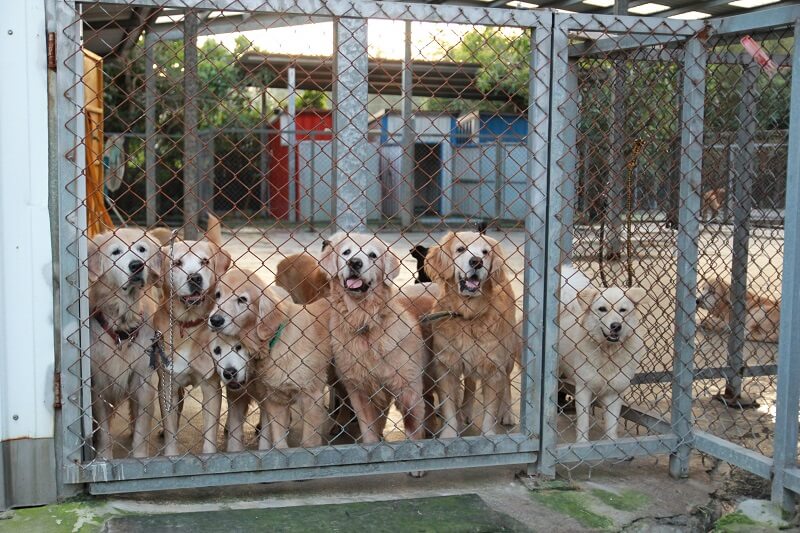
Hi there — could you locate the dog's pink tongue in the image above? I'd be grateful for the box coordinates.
[465,279,480,290]
[346,278,364,289]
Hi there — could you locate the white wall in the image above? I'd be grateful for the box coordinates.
[0,0,55,441]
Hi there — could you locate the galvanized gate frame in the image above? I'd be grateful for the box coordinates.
[50,0,800,506]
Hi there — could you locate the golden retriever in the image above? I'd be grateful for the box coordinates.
[424,231,519,438]
[321,232,426,444]
[697,277,780,343]
[155,215,231,455]
[702,187,726,221]
[87,227,167,458]
[559,264,646,442]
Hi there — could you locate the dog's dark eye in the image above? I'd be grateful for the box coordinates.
[215,291,221,300]
[234,345,241,351]
[200,258,210,266]
[482,249,489,256]
[111,248,122,256]
[620,308,628,313]
[456,246,466,254]
[213,346,221,355]
[598,306,608,312]
[137,245,146,253]
[238,296,248,304]
[173,259,183,267]
[368,252,377,260]
[343,249,351,257]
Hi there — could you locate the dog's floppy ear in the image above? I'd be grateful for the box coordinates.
[146,245,163,285]
[382,249,401,283]
[424,232,454,283]
[212,245,232,279]
[256,291,283,344]
[488,238,510,288]
[205,214,222,247]
[576,287,599,314]
[319,233,343,278]
[626,287,646,306]
[87,237,102,283]
[147,227,173,246]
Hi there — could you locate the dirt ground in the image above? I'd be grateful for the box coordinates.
[101,221,784,463]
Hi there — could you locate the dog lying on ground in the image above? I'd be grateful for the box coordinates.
[87,227,169,459]
[156,215,231,455]
[424,231,520,438]
[696,277,780,343]
[322,232,427,446]
[559,264,647,442]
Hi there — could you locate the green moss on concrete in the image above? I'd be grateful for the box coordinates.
[0,500,105,533]
[532,490,614,530]
[589,489,650,512]
[103,494,532,533]
[713,511,758,533]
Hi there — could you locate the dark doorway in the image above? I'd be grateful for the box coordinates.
[414,143,442,216]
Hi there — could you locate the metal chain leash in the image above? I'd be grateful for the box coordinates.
[163,228,179,414]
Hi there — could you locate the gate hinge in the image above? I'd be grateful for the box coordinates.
[54,371,62,409]
[47,32,56,70]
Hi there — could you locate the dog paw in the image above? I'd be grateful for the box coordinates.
[409,470,426,478]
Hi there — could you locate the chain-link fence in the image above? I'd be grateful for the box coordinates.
[52,0,800,504]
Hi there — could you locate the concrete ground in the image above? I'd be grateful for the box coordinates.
[0,458,756,532]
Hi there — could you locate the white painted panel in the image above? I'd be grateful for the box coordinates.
[0,1,54,440]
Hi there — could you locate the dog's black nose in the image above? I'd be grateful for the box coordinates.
[348,257,363,272]
[129,260,144,274]
[209,315,225,328]
[222,367,236,381]
[469,256,483,270]
[187,273,203,287]
[610,322,622,333]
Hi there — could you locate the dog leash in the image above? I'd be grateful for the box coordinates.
[420,310,464,324]
[163,228,180,414]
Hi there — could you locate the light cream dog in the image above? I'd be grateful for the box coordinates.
[321,232,426,445]
[559,265,646,442]
[275,252,330,304]
[697,277,780,343]
[87,227,168,459]
[156,215,231,455]
[424,231,519,438]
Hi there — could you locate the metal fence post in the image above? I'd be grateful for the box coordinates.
[287,66,297,223]
[494,140,504,220]
[182,9,200,239]
[771,20,800,511]
[723,62,757,405]
[669,33,707,479]
[259,88,269,216]
[606,59,628,259]
[399,20,415,227]
[144,29,158,227]
[333,17,369,234]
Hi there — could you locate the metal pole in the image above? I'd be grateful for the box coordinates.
[399,20,415,227]
[309,138,316,227]
[287,66,297,223]
[613,0,629,15]
[606,59,627,259]
[182,10,200,239]
[771,20,800,511]
[332,18,369,233]
[494,140,503,220]
[723,62,758,405]
[144,30,158,227]
[259,87,269,215]
[669,34,707,479]
[526,20,558,477]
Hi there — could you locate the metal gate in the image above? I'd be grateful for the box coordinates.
[51,0,800,507]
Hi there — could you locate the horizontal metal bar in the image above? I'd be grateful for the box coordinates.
[67,434,538,484]
[781,468,800,496]
[96,0,550,28]
[632,364,777,385]
[554,435,678,464]
[152,13,322,40]
[620,406,672,434]
[693,430,773,480]
[555,12,706,36]
[88,450,538,495]
[713,5,800,35]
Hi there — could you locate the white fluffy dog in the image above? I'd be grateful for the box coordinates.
[559,264,647,442]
